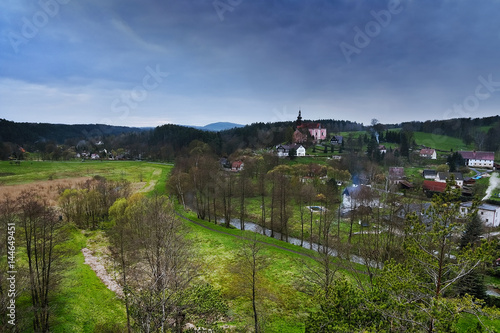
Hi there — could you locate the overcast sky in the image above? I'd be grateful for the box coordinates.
[1,0,500,127]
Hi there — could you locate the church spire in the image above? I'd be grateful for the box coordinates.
[296,109,303,127]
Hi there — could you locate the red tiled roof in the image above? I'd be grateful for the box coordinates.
[297,122,321,129]
[458,151,494,161]
[420,148,435,155]
[423,180,447,193]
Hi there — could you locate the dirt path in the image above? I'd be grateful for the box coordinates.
[81,248,124,298]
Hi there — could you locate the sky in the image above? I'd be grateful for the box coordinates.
[1,0,500,128]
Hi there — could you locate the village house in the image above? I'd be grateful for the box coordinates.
[393,202,432,225]
[341,185,379,215]
[422,169,437,180]
[422,180,448,195]
[389,167,405,185]
[231,160,244,171]
[275,144,305,157]
[435,172,464,188]
[460,202,500,227]
[458,151,495,168]
[378,145,387,154]
[296,145,306,157]
[420,148,437,159]
[330,135,343,145]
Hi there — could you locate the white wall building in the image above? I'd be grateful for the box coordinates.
[460,202,500,227]
[459,151,495,168]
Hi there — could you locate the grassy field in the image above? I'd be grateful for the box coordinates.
[413,131,473,151]
[0,160,172,186]
[51,227,128,333]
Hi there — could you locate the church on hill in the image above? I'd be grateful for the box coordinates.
[292,110,327,143]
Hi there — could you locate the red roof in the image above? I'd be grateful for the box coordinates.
[232,161,243,169]
[459,151,494,161]
[297,122,321,129]
[420,148,435,155]
[422,180,447,193]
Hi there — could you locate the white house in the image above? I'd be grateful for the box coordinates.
[460,202,500,227]
[459,151,495,168]
[296,145,306,157]
[276,144,305,157]
[436,172,464,188]
[420,148,437,159]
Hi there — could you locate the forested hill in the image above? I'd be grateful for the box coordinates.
[398,115,500,149]
[0,119,144,145]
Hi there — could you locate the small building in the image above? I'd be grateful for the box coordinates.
[342,185,378,212]
[330,135,343,145]
[293,129,308,144]
[420,148,437,159]
[275,144,304,157]
[389,167,405,184]
[231,161,244,171]
[296,145,306,157]
[379,145,387,154]
[436,172,464,188]
[394,203,432,225]
[460,202,500,227]
[422,180,448,194]
[458,151,495,169]
[422,170,437,180]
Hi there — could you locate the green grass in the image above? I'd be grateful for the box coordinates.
[0,160,172,187]
[180,206,369,332]
[51,227,127,333]
[413,131,473,151]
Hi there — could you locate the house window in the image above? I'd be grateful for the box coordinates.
[481,212,484,215]
[486,219,489,222]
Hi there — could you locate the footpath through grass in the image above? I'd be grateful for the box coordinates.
[51,227,127,333]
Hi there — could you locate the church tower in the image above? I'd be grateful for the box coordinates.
[296,110,303,127]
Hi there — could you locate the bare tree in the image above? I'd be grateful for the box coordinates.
[232,236,270,333]
[126,194,198,332]
[19,191,62,333]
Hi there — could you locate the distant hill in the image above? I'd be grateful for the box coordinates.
[0,119,145,145]
[193,122,245,132]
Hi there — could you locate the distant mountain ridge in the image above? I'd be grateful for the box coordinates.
[190,122,245,131]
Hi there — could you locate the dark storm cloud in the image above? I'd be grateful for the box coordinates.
[1,0,499,126]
